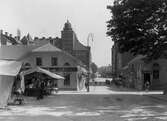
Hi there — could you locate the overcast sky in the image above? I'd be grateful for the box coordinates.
[0,0,114,67]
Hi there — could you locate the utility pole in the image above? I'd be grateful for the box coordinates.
[87,33,93,92]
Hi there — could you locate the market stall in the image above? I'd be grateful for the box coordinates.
[20,67,64,96]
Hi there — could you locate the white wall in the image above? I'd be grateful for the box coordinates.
[22,51,79,90]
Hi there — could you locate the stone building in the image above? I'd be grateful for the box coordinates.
[112,40,167,91]
[0,21,90,91]
[34,20,91,69]
[127,55,167,91]
[61,20,91,69]
[0,30,19,46]
[0,43,86,91]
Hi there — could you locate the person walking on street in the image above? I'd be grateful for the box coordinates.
[145,81,150,91]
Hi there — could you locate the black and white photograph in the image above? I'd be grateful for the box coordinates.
[0,0,167,121]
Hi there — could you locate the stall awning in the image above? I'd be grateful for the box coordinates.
[21,67,64,80]
[0,60,22,76]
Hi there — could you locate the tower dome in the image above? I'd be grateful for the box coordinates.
[63,20,73,31]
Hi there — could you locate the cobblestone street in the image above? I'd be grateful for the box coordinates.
[1,80,167,121]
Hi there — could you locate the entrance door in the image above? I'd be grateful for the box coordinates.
[64,74,70,86]
[143,72,151,90]
[144,73,151,83]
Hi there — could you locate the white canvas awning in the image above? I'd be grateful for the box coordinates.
[21,67,64,80]
[0,60,22,108]
[0,60,22,76]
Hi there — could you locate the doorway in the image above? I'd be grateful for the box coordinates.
[143,72,151,89]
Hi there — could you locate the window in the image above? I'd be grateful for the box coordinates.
[24,62,31,69]
[64,62,70,66]
[51,57,57,66]
[36,57,42,66]
[152,63,160,79]
[64,74,70,86]
[153,70,159,79]
[24,63,31,67]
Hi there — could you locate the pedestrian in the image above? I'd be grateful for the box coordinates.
[85,81,88,91]
[36,79,42,100]
[145,81,150,91]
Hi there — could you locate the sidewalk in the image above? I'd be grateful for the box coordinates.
[108,84,167,101]
[147,94,167,102]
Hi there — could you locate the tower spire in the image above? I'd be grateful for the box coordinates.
[63,20,72,31]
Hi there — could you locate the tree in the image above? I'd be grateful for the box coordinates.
[107,0,167,60]
[90,62,98,79]
[98,65,112,78]
[90,62,98,74]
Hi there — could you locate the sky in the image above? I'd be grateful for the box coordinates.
[0,0,114,67]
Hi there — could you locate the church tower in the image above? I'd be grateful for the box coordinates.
[61,20,75,53]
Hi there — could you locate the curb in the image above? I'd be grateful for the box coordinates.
[146,95,167,102]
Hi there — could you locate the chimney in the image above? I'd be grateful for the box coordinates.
[34,37,39,40]
[0,30,7,45]
[5,32,8,36]
[9,34,12,37]
[0,30,3,35]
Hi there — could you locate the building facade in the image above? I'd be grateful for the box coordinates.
[127,55,167,91]
[33,20,91,70]
[112,40,167,91]
[0,30,19,46]
[0,43,87,91]
[60,20,91,69]
[0,20,91,91]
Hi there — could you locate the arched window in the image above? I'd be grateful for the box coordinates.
[24,62,31,68]
[24,63,31,67]
[152,63,160,79]
[64,62,70,66]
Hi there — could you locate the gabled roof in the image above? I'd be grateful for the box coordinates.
[74,40,89,50]
[0,43,85,67]
[20,34,34,44]
[27,33,33,42]
[73,34,88,50]
[20,36,28,44]
[32,43,62,52]
[32,43,85,66]
[3,35,18,44]
[128,55,146,65]
[0,44,39,60]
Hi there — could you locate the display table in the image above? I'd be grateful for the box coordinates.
[24,88,41,97]
[24,87,59,96]
[45,87,59,94]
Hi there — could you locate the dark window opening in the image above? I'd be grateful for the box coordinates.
[36,57,42,66]
[153,70,159,79]
[64,62,70,66]
[64,74,70,86]
[152,63,160,79]
[51,57,58,66]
